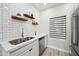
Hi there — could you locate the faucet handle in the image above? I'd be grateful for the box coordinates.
[21,28,24,37]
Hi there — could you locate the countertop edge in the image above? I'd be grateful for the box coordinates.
[1,33,48,52]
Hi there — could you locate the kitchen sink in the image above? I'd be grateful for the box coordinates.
[9,37,35,45]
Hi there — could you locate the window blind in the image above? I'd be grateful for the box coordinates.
[49,16,66,39]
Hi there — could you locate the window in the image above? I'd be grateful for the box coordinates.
[49,16,66,39]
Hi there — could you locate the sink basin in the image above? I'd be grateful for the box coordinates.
[9,37,35,45]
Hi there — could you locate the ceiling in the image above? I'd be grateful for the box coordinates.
[32,3,62,11]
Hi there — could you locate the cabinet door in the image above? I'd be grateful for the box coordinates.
[19,49,31,56]
[30,42,39,56]
[20,40,39,56]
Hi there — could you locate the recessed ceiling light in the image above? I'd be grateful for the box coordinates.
[44,3,46,6]
[4,6,8,9]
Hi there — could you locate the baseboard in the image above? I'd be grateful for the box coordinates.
[47,45,69,53]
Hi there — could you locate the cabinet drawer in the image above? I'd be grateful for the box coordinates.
[20,45,37,56]
[19,48,31,56]
[10,40,38,56]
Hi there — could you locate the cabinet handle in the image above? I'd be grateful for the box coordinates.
[29,48,32,51]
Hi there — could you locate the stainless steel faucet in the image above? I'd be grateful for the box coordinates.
[34,31,37,35]
[22,28,24,38]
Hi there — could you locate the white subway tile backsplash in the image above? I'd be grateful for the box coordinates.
[1,3,40,40]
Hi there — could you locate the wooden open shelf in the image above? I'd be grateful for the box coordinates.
[23,14,35,19]
[11,16,28,21]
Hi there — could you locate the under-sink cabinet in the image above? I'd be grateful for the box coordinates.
[3,40,39,56]
[1,34,48,56]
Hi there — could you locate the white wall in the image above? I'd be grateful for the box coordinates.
[40,3,79,53]
[0,4,2,41]
[2,3,40,40]
[0,3,3,56]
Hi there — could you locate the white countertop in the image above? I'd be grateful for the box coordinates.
[0,33,47,52]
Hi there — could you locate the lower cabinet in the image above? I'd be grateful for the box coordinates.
[8,40,39,56]
[2,34,48,56]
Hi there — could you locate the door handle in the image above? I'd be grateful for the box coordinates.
[29,48,32,51]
